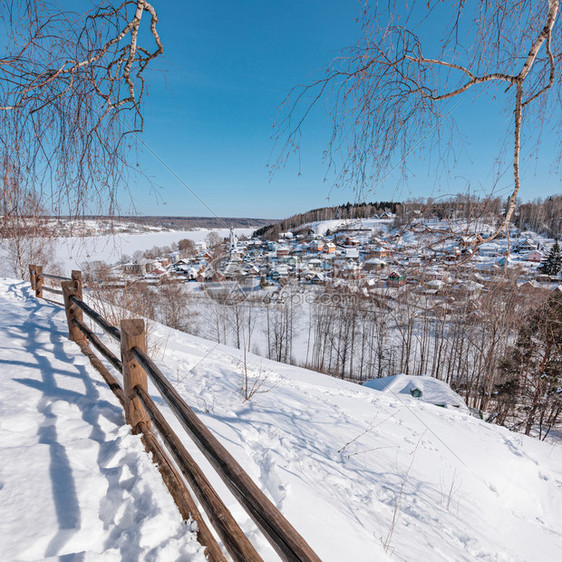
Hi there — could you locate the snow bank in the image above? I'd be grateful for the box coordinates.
[151,320,562,561]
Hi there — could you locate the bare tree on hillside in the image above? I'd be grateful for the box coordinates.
[274,1,561,248]
[0,1,163,218]
[156,281,198,333]
[497,289,562,438]
[178,238,196,256]
[0,169,57,278]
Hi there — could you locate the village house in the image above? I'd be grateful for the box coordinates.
[526,250,543,263]
[387,271,406,287]
[168,251,182,264]
[276,246,291,259]
[123,262,145,276]
[363,258,386,272]
[516,238,537,253]
[369,246,392,259]
[307,258,323,271]
[343,236,360,247]
[443,247,461,262]
[308,240,324,252]
[452,280,484,297]
[421,279,447,295]
[477,243,502,257]
[339,262,363,279]
[311,271,326,284]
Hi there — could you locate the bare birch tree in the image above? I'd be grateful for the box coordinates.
[274,1,561,248]
[0,0,163,217]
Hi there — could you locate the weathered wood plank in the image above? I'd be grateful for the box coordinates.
[34,265,43,298]
[120,319,150,433]
[138,422,227,562]
[132,347,321,562]
[135,384,262,562]
[61,279,87,344]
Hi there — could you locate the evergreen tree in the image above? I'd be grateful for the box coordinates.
[539,240,562,275]
[497,291,562,438]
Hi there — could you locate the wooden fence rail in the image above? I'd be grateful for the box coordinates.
[43,272,72,281]
[29,265,71,300]
[134,383,260,562]
[69,294,121,341]
[73,318,123,372]
[28,266,320,562]
[131,345,321,562]
[42,285,64,296]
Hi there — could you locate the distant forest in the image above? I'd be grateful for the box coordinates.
[86,216,272,229]
[514,196,562,238]
[396,195,562,238]
[253,201,398,239]
[254,195,562,239]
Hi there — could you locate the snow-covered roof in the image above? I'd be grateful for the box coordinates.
[363,374,469,413]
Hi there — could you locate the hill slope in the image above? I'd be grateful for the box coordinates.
[1,279,561,561]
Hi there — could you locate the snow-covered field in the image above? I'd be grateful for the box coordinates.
[1,278,562,561]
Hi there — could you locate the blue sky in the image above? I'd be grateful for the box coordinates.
[128,1,561,219]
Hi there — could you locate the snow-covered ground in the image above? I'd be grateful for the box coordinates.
[302,217,393,237]
[1,278,562,561]
[0,280,205,561]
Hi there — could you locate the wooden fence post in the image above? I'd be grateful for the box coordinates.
[71,270,83,297]
[29,265,36,290]
[121,319,151,434]
[35,265,43,298]
[62,278,87,344]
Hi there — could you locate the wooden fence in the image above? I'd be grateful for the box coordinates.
[27,265,320,562]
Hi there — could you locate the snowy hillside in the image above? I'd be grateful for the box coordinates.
[1,279,562,561]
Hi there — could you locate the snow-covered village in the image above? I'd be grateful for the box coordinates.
[1,2,562,561]
[107,212,560,289]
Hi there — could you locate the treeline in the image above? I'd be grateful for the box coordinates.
[102,215,272,230]
[190,275,561,440]
[302,279,561,440]
[253,201,398,239]
[514,196,562,237]
[393,194,562,238]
